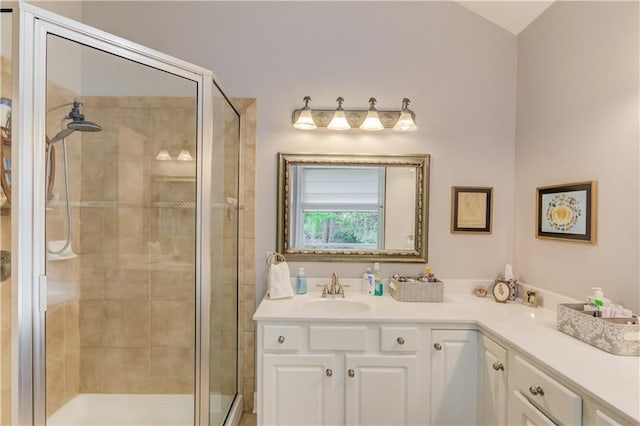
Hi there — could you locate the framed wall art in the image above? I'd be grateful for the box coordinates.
[451,186,493,234]
[536,181,596,243]
[522,288,538,308]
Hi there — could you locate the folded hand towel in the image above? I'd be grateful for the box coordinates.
[268,261,294,299]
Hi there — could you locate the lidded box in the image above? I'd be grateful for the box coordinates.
[389,277,443,302]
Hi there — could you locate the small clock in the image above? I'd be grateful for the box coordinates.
[492,281,510,303]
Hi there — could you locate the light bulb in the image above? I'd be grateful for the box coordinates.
[393,111,418,132]
[293,96,317,130]
[177,149,193,161]
[393,98,418,132]
[327,97,351,130]
[155,149,172,161]
[360,97,384,131]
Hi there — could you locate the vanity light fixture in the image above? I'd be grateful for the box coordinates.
[292,96,317,130]
[155,148,172,161]
[327,97,351,131]
[177,149,193,161]
[291,96,418,131]
[176,140,194,161]
[359,97,384,131]
[393,98,418,132]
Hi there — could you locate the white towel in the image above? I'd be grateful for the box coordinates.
[268,261,294,299]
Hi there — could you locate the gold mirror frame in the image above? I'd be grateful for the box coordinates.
[276,152,430,262]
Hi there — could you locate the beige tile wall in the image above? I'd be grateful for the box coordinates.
[45,81,83,417]
[232,98,257,413]
[77,96,197,395]
[209,95,240,417]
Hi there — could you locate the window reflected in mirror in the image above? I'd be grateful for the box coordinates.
[277,153,429,262]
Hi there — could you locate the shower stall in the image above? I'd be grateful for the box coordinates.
[2,4,242,425]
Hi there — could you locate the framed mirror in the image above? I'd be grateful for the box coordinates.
[277,153,430,262]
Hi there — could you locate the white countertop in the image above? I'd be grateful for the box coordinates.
[254,279,640,423]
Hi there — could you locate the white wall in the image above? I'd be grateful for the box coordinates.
[515,2,640,312]
[76,1,518,302]
[23,1,640,313]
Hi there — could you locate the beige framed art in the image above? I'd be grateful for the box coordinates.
[536,181,596,244]
[522,288,538,308]
[451,186,493,234]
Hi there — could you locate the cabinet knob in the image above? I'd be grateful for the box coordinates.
[348,369,355,378]
[529,386,544,396]
[325,369,333,377]
[277,335,285,344]
[492,362,505,371]
[397,337,405,345]
[434,343,442,351]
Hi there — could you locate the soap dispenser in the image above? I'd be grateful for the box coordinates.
[296,267,307,295]
[590,287,610,307]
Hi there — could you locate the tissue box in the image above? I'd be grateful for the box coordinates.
[389,278,443,302]
[557,304,639,356]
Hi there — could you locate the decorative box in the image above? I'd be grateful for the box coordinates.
[389,277,443,302]
[557,303,639,357]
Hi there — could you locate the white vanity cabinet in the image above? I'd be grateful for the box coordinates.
[256,317,636,426]
[477,333,508,425]
[428,329,509,425]
[257,322,426,426]
[262,353,341,426]
[429,329,479,425]
[508,353,582,425]
[344,354,420,425]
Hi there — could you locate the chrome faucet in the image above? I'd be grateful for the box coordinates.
[320,273,345,297]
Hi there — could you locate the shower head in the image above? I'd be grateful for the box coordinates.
[66,100,102,132]
[49,100,102,144]
[67,119,102,132]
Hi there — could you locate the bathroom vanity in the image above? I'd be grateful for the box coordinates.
[254,281,639,425]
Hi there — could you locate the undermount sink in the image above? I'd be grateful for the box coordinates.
[301,298,371,315]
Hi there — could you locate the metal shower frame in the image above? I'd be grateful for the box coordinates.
[7,3,237,425]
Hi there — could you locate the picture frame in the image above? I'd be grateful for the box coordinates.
[536,181,596,243]
[451,186,493,234]
[522,288,538,308]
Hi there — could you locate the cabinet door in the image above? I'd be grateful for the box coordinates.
[510,391,556,425]
[262,354,341,426]
[478,333,508,425]
[430,329,478,425]
[345,354,420,426]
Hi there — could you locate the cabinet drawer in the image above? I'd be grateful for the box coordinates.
[263,325,300,352]
[380,326,418,352]
[512,391,556,425]
[309,326,367,351]
[512,355,581,425]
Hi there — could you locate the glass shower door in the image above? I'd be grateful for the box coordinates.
[209,85,240,425]
[43,33,198,426]
[13,5,243,425]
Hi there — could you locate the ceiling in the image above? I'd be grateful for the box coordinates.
[457,1,555,35]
